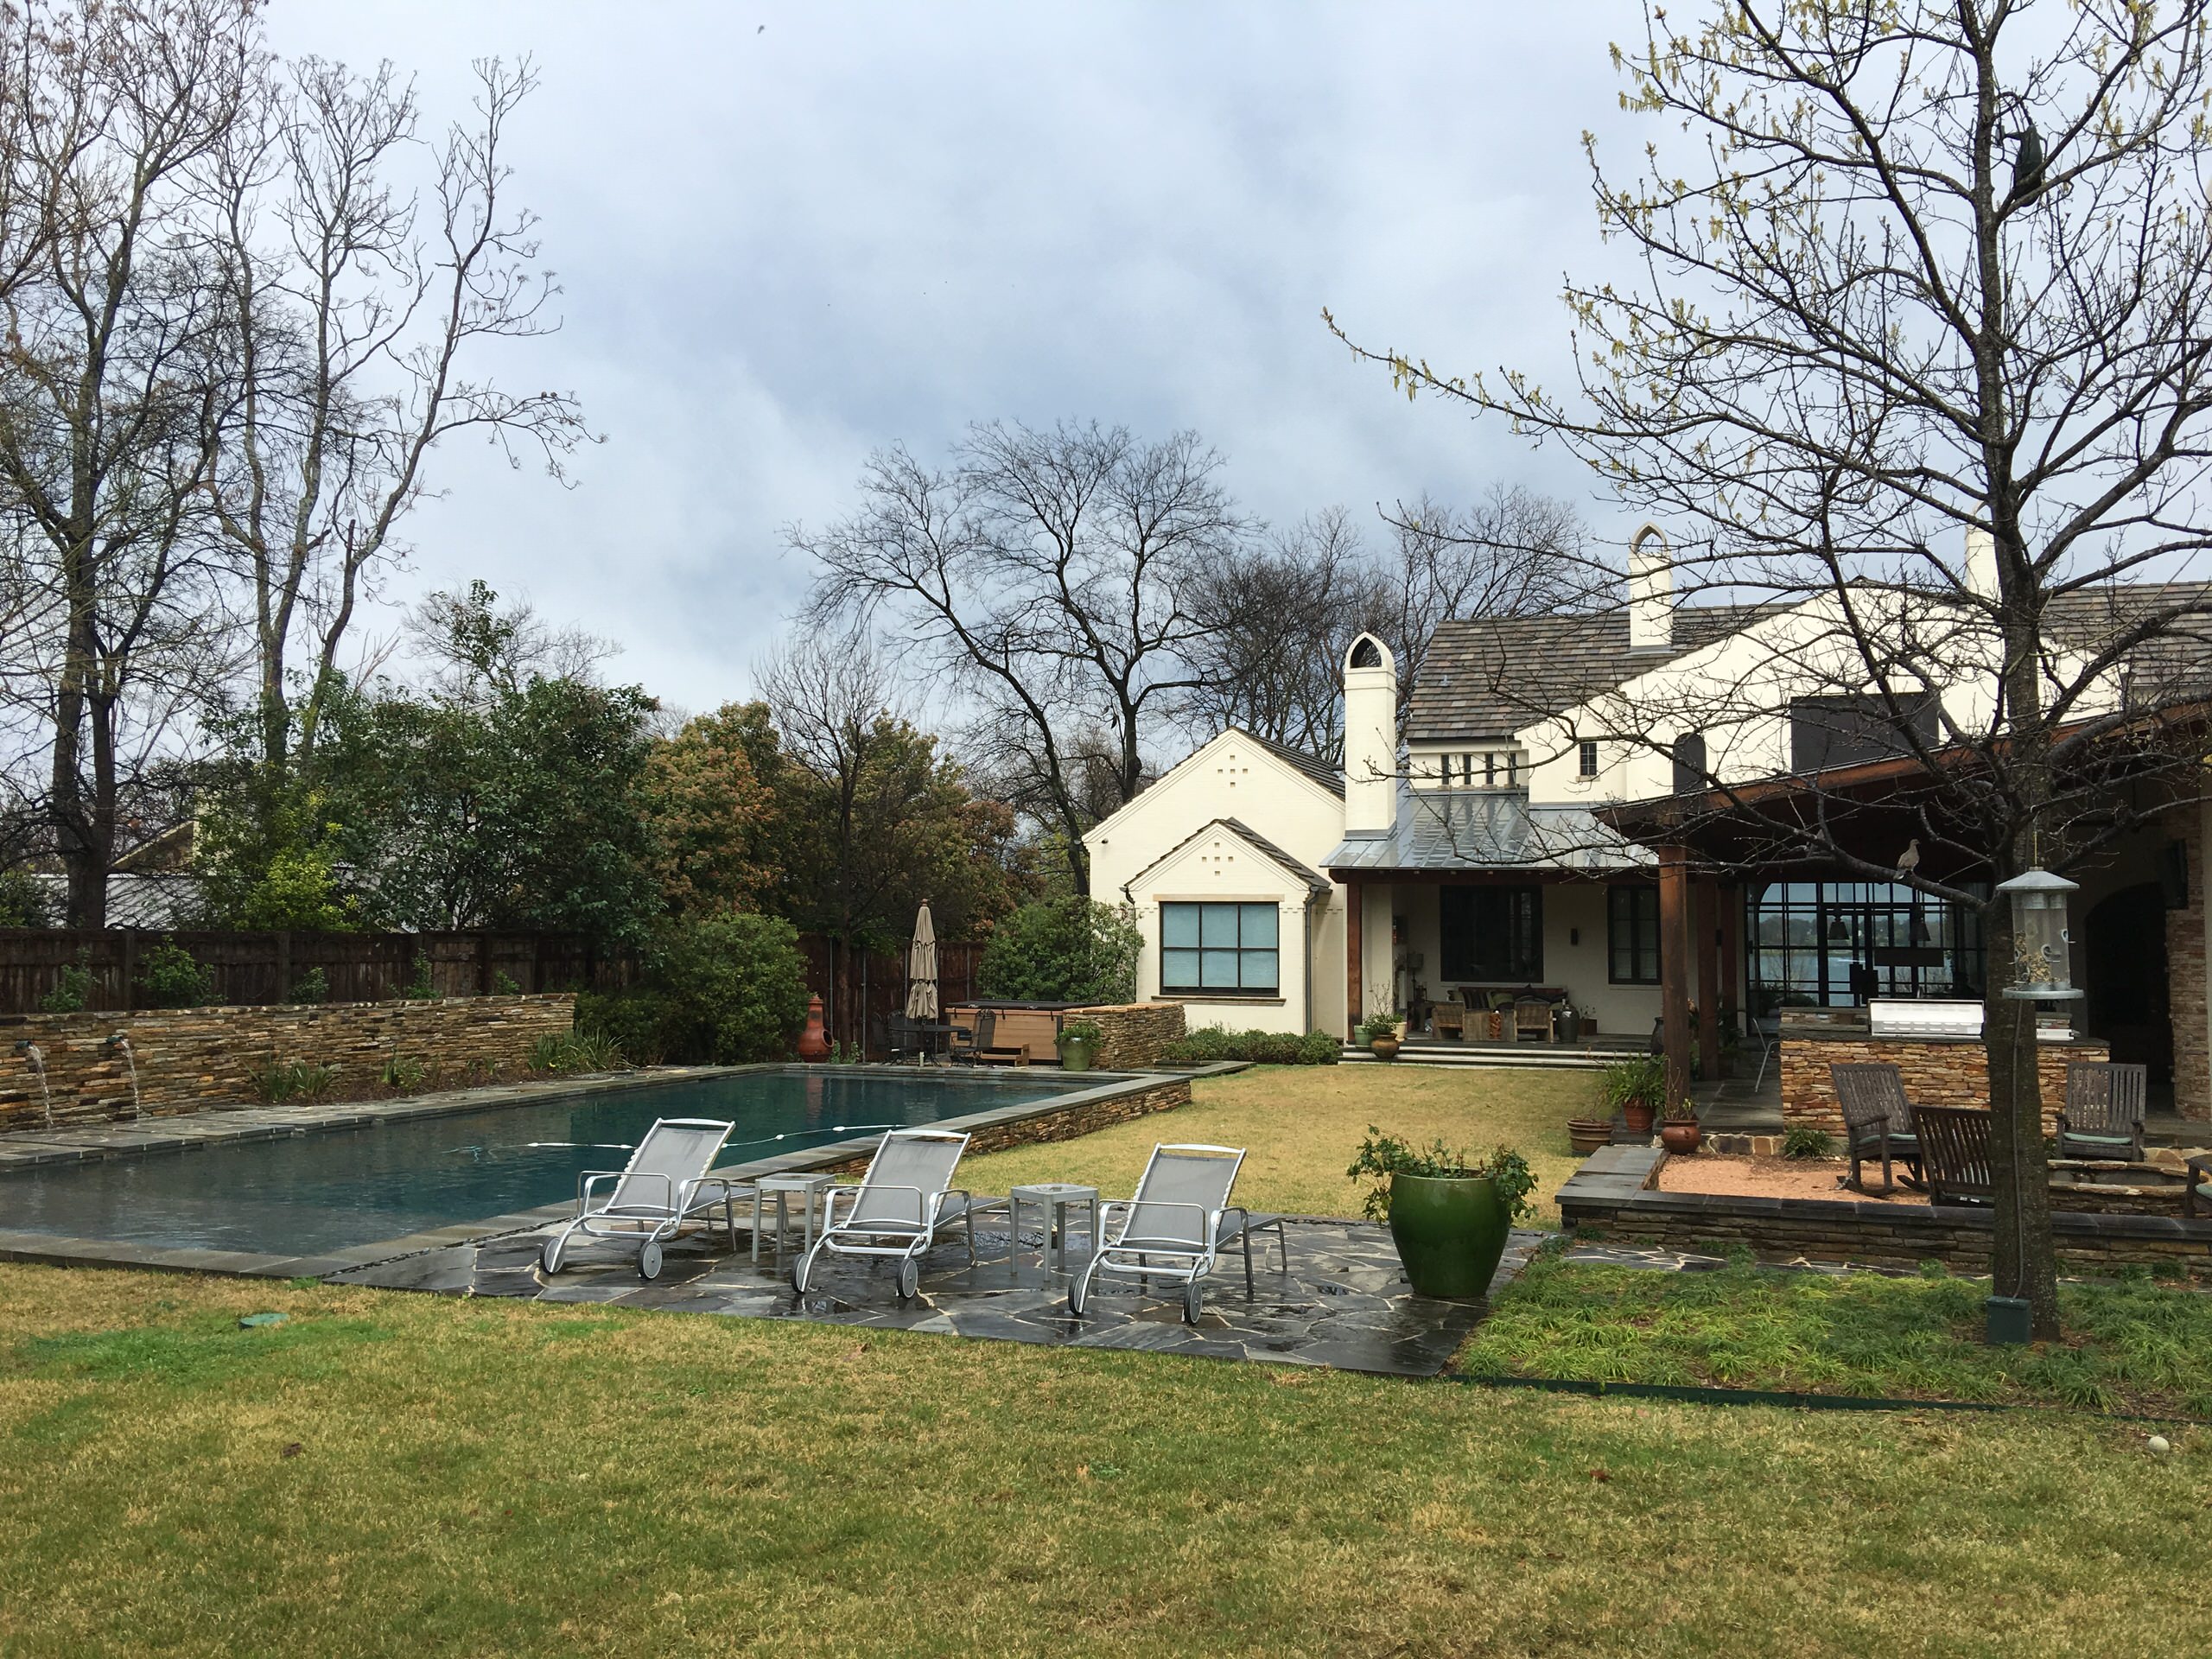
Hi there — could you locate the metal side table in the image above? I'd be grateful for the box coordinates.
[1007,1182,1098,1274]
[751,1172,835,1268]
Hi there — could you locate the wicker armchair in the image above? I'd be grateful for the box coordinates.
[1914,1105,1995,1206]
[2057,1062,2148,1163]
[1828,1062,1923,1195]
[1513,997,1554,1044]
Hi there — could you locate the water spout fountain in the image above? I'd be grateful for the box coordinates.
[14,1040,52,1129]
[105,1033,143,1121]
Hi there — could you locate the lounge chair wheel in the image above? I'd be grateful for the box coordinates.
[895,1258,918,1300]
[1068,1276,1088,1318]
[540,1236,564,1275]
[1183,1281,1204,1325]
[639,1240,663,1281]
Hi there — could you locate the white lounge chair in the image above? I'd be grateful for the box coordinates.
[1067,1142,1287,1325]
[791,1128,986,1300]
[539,1116,735,1282]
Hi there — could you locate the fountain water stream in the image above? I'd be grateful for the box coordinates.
[105,1033,142,1121]
[15,1041,52,1129]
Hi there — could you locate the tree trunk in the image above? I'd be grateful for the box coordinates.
[1982,894,2060,1337]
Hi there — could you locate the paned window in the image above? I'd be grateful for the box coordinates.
[1160,902,1280,995]
[1607,886,1661,983]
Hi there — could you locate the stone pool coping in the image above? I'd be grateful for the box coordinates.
[0,1061,1227,1280]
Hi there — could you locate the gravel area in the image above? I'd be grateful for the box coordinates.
[1656,1152,1923,1205]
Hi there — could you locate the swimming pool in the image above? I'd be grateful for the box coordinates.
[0,1070,1076,1258]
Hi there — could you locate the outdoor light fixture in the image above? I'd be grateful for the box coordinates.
[1827,915,1849,943]
[1995,867,2081,1001]
[1909,912,1932,945]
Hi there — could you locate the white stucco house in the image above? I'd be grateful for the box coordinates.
[1086,526,2212,1124]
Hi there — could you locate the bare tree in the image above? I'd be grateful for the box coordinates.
[202,51,590,778]
[410,578,616,702]
[795,420,1251,893]
[1183,505,1383,763]
[0,0,257,925]
[1329,0,2212,1336]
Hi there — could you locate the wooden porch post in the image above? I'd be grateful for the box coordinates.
[1696,880,1721,1084]
[1658,845,1692,1111]
[1719,883,1743,1040]
[1345,879,1364,1034]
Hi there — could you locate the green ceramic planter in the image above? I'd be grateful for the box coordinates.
[1386,1172,1509,1300]
[1058,1039,1096,1073]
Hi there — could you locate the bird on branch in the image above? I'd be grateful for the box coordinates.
[1896,838,1921,877]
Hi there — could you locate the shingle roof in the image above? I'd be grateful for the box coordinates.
[1128,817,1332,895]
[1322,788,1649,874]
[1405,604,1786,742]
[2043,582,2212,706]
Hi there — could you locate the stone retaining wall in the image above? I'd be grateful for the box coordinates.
[0,995,576,1131]
[1064,1002,1186,1069]
[1780,1033,2106,1138]
[822,1075,1192,1173]
[1559,1145,2212,1279]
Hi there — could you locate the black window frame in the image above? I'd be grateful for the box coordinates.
[1439,886,1543,982]
[1579,739,1599,778]
[1607,885,1661,984]
[1158,900,1281,997]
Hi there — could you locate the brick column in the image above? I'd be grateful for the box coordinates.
[2171,801,2210,1122]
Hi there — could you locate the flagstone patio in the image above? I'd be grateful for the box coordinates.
[328,1211,1548,1376]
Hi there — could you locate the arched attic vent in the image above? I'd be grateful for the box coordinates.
[1346,632,1390,672]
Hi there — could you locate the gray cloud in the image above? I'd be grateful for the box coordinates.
[268,2,1648,712]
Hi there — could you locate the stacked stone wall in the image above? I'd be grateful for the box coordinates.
[822,1077,1192,1173]
[0,995,576,1131]
[1064,1001,1187,1069]
[1780,1034,2104,1138]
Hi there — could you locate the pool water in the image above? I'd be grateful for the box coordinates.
[0,1071,1071,1257]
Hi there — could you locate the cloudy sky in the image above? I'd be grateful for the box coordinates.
[270,3,1652,715]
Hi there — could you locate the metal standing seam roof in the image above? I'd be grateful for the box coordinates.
[1124,816,1334,897]
[1321,787,1650,875]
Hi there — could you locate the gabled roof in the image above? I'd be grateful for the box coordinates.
[1232,729,1344,796]
[1127,817,1332,897]
[1406,603,1787,743]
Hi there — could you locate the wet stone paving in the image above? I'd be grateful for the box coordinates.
[328,1213,1550,1376]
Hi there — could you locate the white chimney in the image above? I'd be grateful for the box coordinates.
[1964,527,2000,601]
[1342,632,1397,834]
[1629,523,1674,652]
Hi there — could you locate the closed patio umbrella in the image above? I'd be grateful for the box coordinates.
[905,902,939,1022]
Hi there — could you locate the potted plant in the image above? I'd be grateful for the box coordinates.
[1601,1053,1667,1136]
[1567,1116,1613,1156]
[1058,1018,1104,1073]
[1660,1100,1702,1154]
[1347,1128,1536,1299]
[1358,1011,1402,1061]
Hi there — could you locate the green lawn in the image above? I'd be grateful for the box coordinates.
[3,1263,2207,1657]
[969,1061,1600,1224]
[1462,1255,2212,1417]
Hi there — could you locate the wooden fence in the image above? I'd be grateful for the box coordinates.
[0,928,632,1014]
[0,928,986,1059]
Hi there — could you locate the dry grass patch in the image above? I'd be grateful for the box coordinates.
[0,1263,2205,1657]
[971,1063,1600,1223]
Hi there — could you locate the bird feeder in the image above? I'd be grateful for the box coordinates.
[1994,867,2081,1001]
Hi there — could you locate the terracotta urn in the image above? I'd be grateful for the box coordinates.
[795,995,831,1061]
[1660,1118,1702,1154]
[1370,1035,1402,1062]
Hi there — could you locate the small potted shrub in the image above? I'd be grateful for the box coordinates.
[1358,1010,1402,1061]
[1347,1128,1536,1299]
[1602,1053,1668,1137]
[1057,1018,1104,1073]
[1567,1116,1613,1156]
[1660,1100,1702,1154]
